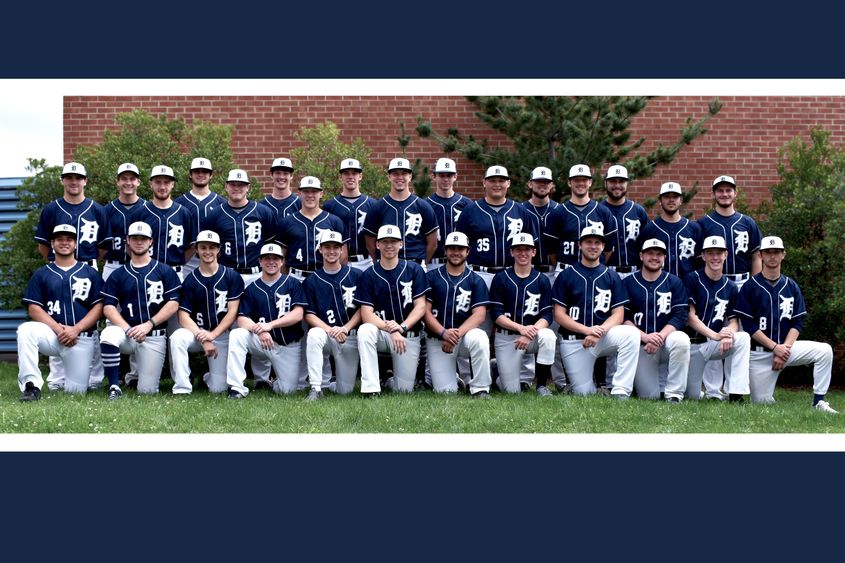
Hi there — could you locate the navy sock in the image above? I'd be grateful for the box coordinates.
[101,343,121,387]
[813,394,825,406]
[536,363,551,388]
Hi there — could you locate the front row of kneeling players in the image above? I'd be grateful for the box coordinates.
[17,220,838,413]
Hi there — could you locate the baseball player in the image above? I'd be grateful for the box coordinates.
[275,175,348,280]
[696,174,763,400]
[637,182,702,278]
[423,231,492,397]
[362,157,438,266]
[426,158,473,271]
[34,162,109,392]
[99,221,182,399]
[260,157,301,217]
[600,165,649,279]
[302,230,363,399]
[544,164,616,271]
[489,233,556,395]
[735,236,838,412]
[552,225,640,398]
[174,157,226,278]
[18,225,104,400]
[103,163,146,281]
[355,225,429,395]
[226,243,308,398]
[623,239,691,402]
[169,230,244,394]
[323,158,376,271]
[683,235,750,402]
[131,165,197,282]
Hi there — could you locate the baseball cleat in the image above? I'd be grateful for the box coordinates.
[19,382,41,402]
[519,382,531,392]
[107,385,123,401]
[305,389,323,401]
[471,390,491,399]
[536,386,553,397]
[665,397,681,403]
[253,380,273,392]
[814,400,839,414]
[227,389,246,400]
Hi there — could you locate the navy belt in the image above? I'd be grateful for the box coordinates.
[753,345,771,353]
[534,264,554,273]
[348,255,368,262]
[289,267,314,278]
[690,335,709,344]
[614,266,636,273]
[235,266,261,274]
[470,264,505,273]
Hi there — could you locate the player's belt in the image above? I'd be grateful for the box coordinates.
[79,331,96,337]
[235,266,261,274]
[429,257,445,264]
[534,265,554,273]
[403,330,421,338]
[689,335,709,344]
[563,334,585,341]
[753,345,771,353]
[728,273,749,282]
[105,260,123,266]
[83,259,98,267]
[469,264,505,273]
[406,257,425,264]
[149,329,166,337]
[613,266,637,273]
[495,328,521,336]
[554,263,572,273]
[348,255,368,262]
[289,268,314,278]
[170,265,183,272]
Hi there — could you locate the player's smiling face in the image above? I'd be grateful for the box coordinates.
[579,237,604,262]
[445,244,469,266]
[605,178,627,201]
[510,244,535,266]
[127,235,152,257]
[433,172,457,193]
[226,181,250,205]
[299,188,322,210]
[272,169,292,192]
[703,248,727,272]
[376,237,402,259]
[388,170,411,193]
[189,169,211,188]
[117,172,140,196]
[259,253,283,275]
[150,176,174,201]
[659,193,682,214]
[568,176,592,198]
[61,174,87,196]
[51,234,76,257]
[483,176,509,202]
[196,242,219,264]
[319,242,343,265]
[640,249,665,272]
[713,184,736,209]
[340,170,362,192]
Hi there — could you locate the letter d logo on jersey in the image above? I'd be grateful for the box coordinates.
[147,280,164,305]
[79,218,99,244]
[71,276,91,301]
[523,291,540,317]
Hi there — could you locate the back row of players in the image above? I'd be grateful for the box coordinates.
[17,157,837,413]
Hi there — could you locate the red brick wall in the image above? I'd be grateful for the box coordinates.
[63,95,845,216]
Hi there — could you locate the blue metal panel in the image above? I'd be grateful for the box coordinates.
[0,177,28,353]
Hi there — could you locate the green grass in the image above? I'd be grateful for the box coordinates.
[1,360,844,433]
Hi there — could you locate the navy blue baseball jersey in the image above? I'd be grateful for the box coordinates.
[101,260,181,325]
[103,198,146,263]
[623,271,689,333]
[203,201,278,270]
[23,262,104,324]
[637,217,702,278]
[323,194,376,259]
[427,192,473,259]
[303,265,362,326]
[179,265,245,331]
[260,193,301,218]
[683,269,739,334]
[354,260,429,331]
[735,273,806,345]
[35,198,110,261]
[174,191,226,232]
[130,201,197,267]
[601,199,649,268]
[456,199,539,268]
[544,200,617,266]
[490,268,553,327]
[425,266,489,334]
[238,274,308,345]
[698,211,762,275]
[362,195,437,262]
[275,210,348,271]
[523,200,559,267]
[551,262,628,338]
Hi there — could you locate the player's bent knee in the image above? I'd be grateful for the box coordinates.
[100,325,126,347]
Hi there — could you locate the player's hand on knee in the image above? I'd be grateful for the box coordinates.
[196,329,213,344]
[515,336,530,350]
[520,325,538,340]
[719,336,732,355]
[644,341,660,355]
[583,335,599,348]
[588,325,606,339]
[390,332,406,354]
[258,332,274,350]
[384,320,401,334]
[443,328,460,346]
[202,340,218,358]
[442,341,455,354]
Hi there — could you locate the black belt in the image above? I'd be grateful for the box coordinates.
[562,334,585,341]
[149,329,166,337]
[495,328,521,336]
[235,266,261,274]
[289,267,314,278]
[534,265,554,273]
[690,335,709,344]
[614,266,636,273]
[406,257,424,264]
[105,260,124,266]
[429,257,445,264]
[79,331,96,337]
[171,265,183,272]
[348,255,368,262]
[753,345,771,353]
[469,264,505,273]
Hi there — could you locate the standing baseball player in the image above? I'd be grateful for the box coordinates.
[423,231,492,397]
[355,225,429,395]
[276,176,348,280]
[600,165,648,279]
[34,161,109,392]
[683,235,750,402]
[544,164,616,271]
[99,221,181,399]
[552,225,640,398]
[169,230,244,394]
[362,157,438,266]
[226,243,308,398]
[302,230,363,399]
[426,158,472,271]
[131,165,196,282]
[260,157,301,217]
[696,174,762,399]
[103,162,146,281]
[489,233,556,395]
[174,157,226,278]
[734,236,838,412]
[323,158,376,272]
[18,225,104,400]
[623,239,691,402]
[638,182,702,278]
